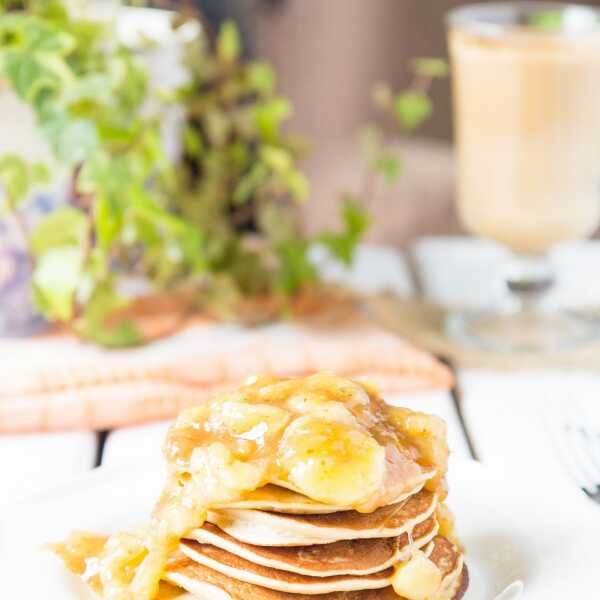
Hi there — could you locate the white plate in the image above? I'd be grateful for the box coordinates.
[0,458,598,599]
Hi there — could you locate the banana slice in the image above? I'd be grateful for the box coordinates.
[392,550,442,600]
[387,407,449,489]
[190,443,265,496]
[278,416,385,506]
[209,402,291,445]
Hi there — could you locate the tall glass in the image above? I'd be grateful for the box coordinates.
[447,2,600,351]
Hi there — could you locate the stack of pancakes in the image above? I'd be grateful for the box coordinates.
[164,480,468,600]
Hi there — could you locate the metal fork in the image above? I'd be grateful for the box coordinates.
[550,398,600,505]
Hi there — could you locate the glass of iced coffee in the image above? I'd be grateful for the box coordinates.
[447,2,600,351]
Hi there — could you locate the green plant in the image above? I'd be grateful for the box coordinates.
[0,0,442,346]
[162,20,315,313]
[0,0,193,345]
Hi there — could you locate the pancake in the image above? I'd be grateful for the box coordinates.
[51,373,467,600]
[205,490,437,547]
[178,542,393,594]
[427,536,466,599]
[212,477,432,515]
[184,518,438,577]
[165,536,467,600]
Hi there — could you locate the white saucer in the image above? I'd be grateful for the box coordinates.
[0,458,597,599]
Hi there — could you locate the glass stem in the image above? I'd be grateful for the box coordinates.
[505,253,555,313]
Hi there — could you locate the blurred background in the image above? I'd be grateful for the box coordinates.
[3,0,600,338]
[147,0,470,247]
[256,0,460,246]
[161,0,600,248]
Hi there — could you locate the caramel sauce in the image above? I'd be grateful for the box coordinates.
[436,504,460,550]
[52,373,449,599]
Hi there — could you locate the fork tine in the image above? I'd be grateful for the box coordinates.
[566,397,600,483]
[550,398,599,496]
[566,426,600,488]
[590,434,600,473]
[574,395,600,472]
[582,486,600,503]
[579,427,600,477]
[562,427,598,493]
[548,417,595,493]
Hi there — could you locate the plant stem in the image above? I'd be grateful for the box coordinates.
[413,74,433,95]
[11,210,32,261]
[359,163,377,212]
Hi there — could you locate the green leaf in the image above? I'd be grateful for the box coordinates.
[134,127,166,177]
[529,10,563,30]
[232,162,268,205]
[318,198,370,266]
[275,239,318,294]
[343,199,371,238]
[78,150,128,200]
[0,19,75,103]
[95,319,143,347]
[53,118,98,164]
[95,194,122,251]
[108,52,148,112]
[22,19,74,54]
[372,152,401,185]
[204,109,231,146]
[227,141,249,169]
[412,58,449,79]
[90,318,143,348]
[0,154,29,210]
[30,161,51,184]
[177,226,206,273]
[40,107,98,165]
[0,155,52,211]
[260,145,293,174]
[29,207,88,257]
[217,21,241,63]
[248,62,275,96]
[255,97,293,142]
[128,188,191,236]
[2,52,56,101]
[284,169,309,201]
[75,281,143,348]
[32,245,82,321]
[258,203,299,244]
[77,151,134,252]
[61,74,112,106]
[184,125,204,158]
[259,145,309,200]
[394,91,433,131]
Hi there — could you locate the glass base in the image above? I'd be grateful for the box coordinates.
[445,309,600,353]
